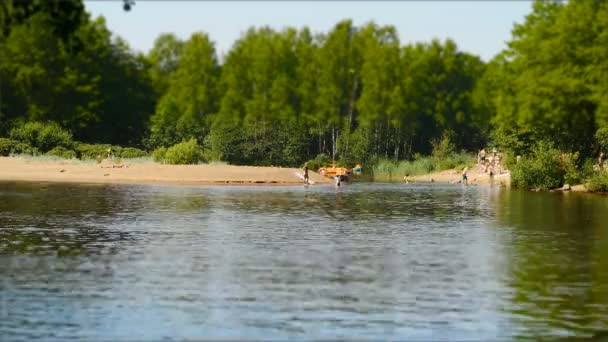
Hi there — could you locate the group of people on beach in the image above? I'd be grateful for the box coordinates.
[459,148,505,186]
[478,148,503,176]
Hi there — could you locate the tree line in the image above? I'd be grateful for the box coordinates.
[1,0,607,168]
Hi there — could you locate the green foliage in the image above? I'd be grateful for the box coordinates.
[75,143,118,160]
[372,152,475,181]
[488,0,608,155]
[595,127,608,151]
[511,141,566,190]
[306,153,331,172]
[431,131,456,160]
[46,146,76,159]
[164,138,204,165]
[0,138,17,156]
[435,152,476,171]
[488,128,532,157]
[9,122,73,152]
[0,138,39,156]
[148,32,219,148]
[203,125,243,163]
[119,147,148,159]
[152,147,167,163]
[586,171,608,193]
[4,1,607,172]
[337,127,373,167]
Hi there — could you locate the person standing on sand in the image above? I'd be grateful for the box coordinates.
[303,162,309,185]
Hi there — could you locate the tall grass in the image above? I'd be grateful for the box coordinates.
[372,152,476,181]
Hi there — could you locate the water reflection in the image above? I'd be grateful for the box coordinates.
[495,190,608,339]
[0,181,607,340]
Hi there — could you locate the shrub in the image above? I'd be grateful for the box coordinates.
[595,127,608,151]
[46,146,77,159]
[0,138,39,156]
[0,138,17,156]
[75,143,121,160]
[511,141,565,190]
[307,153,331,172]
[120,147,148,159]
[431,131,456,160]
[337,127,373,167]
[164,139,204,165]
[586,171,608,193]
[9,121,73,152]
[203,126,243,164]
[152,147,167,163]
[561,152,584,185]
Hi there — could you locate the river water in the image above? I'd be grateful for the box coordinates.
[1,181,607,340]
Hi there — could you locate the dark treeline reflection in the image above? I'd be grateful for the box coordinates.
[0,182,141,255]
[495,190,608,338]
[0,182,488,256]
[215,184,489,223]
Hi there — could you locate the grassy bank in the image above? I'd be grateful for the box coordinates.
[372,153,476,182]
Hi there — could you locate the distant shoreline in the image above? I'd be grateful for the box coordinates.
[399,168,590,193]
[0,157,331,187]
[406,168,511,187]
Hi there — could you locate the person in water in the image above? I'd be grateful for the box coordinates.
[303,162,309,184]
[462,167,469,185]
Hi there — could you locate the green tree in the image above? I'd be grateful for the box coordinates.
[148,32,219,148]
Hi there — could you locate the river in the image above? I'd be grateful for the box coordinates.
[1,181,607,340]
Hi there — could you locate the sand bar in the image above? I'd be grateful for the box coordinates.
[407,168,512,186]
[0,157,331,186]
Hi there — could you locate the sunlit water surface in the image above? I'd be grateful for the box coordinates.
[1,181,607,340]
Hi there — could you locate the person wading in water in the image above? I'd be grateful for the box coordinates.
[462,167,469,185]
[303,162,309,185]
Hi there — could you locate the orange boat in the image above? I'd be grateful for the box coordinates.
[318,163,352,181]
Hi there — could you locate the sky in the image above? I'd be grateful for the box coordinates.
[84,1,532,62]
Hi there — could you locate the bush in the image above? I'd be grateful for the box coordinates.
[561,152,585,185]
[9,121,73,152]
[120,147,148,159]
[0,138,39,156]
[337,127,373,167]
[372,157,435,181]
[203,125,243,164]
[0,138,17,156]
[164,139,204,165]
[511,141,565,190]
[371,152,476,182]
[152,147,167,163]
[75,143,121,160]
[307,153,331,172]
[46,146,77,159]
[586,171,608,193]
[595,127,608,151]
[431,131,456,160]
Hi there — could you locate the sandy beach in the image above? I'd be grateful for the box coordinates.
[0,157,331,186]
[406,168,591,192]
[407,167,512,186]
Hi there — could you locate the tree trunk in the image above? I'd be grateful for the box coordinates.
[332,125,336,161]
[348,78,358,131]
[395,127,400,160]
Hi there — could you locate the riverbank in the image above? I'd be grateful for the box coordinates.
[405,167,512,186]
[405,168,591,192]
[0,157,331,186]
